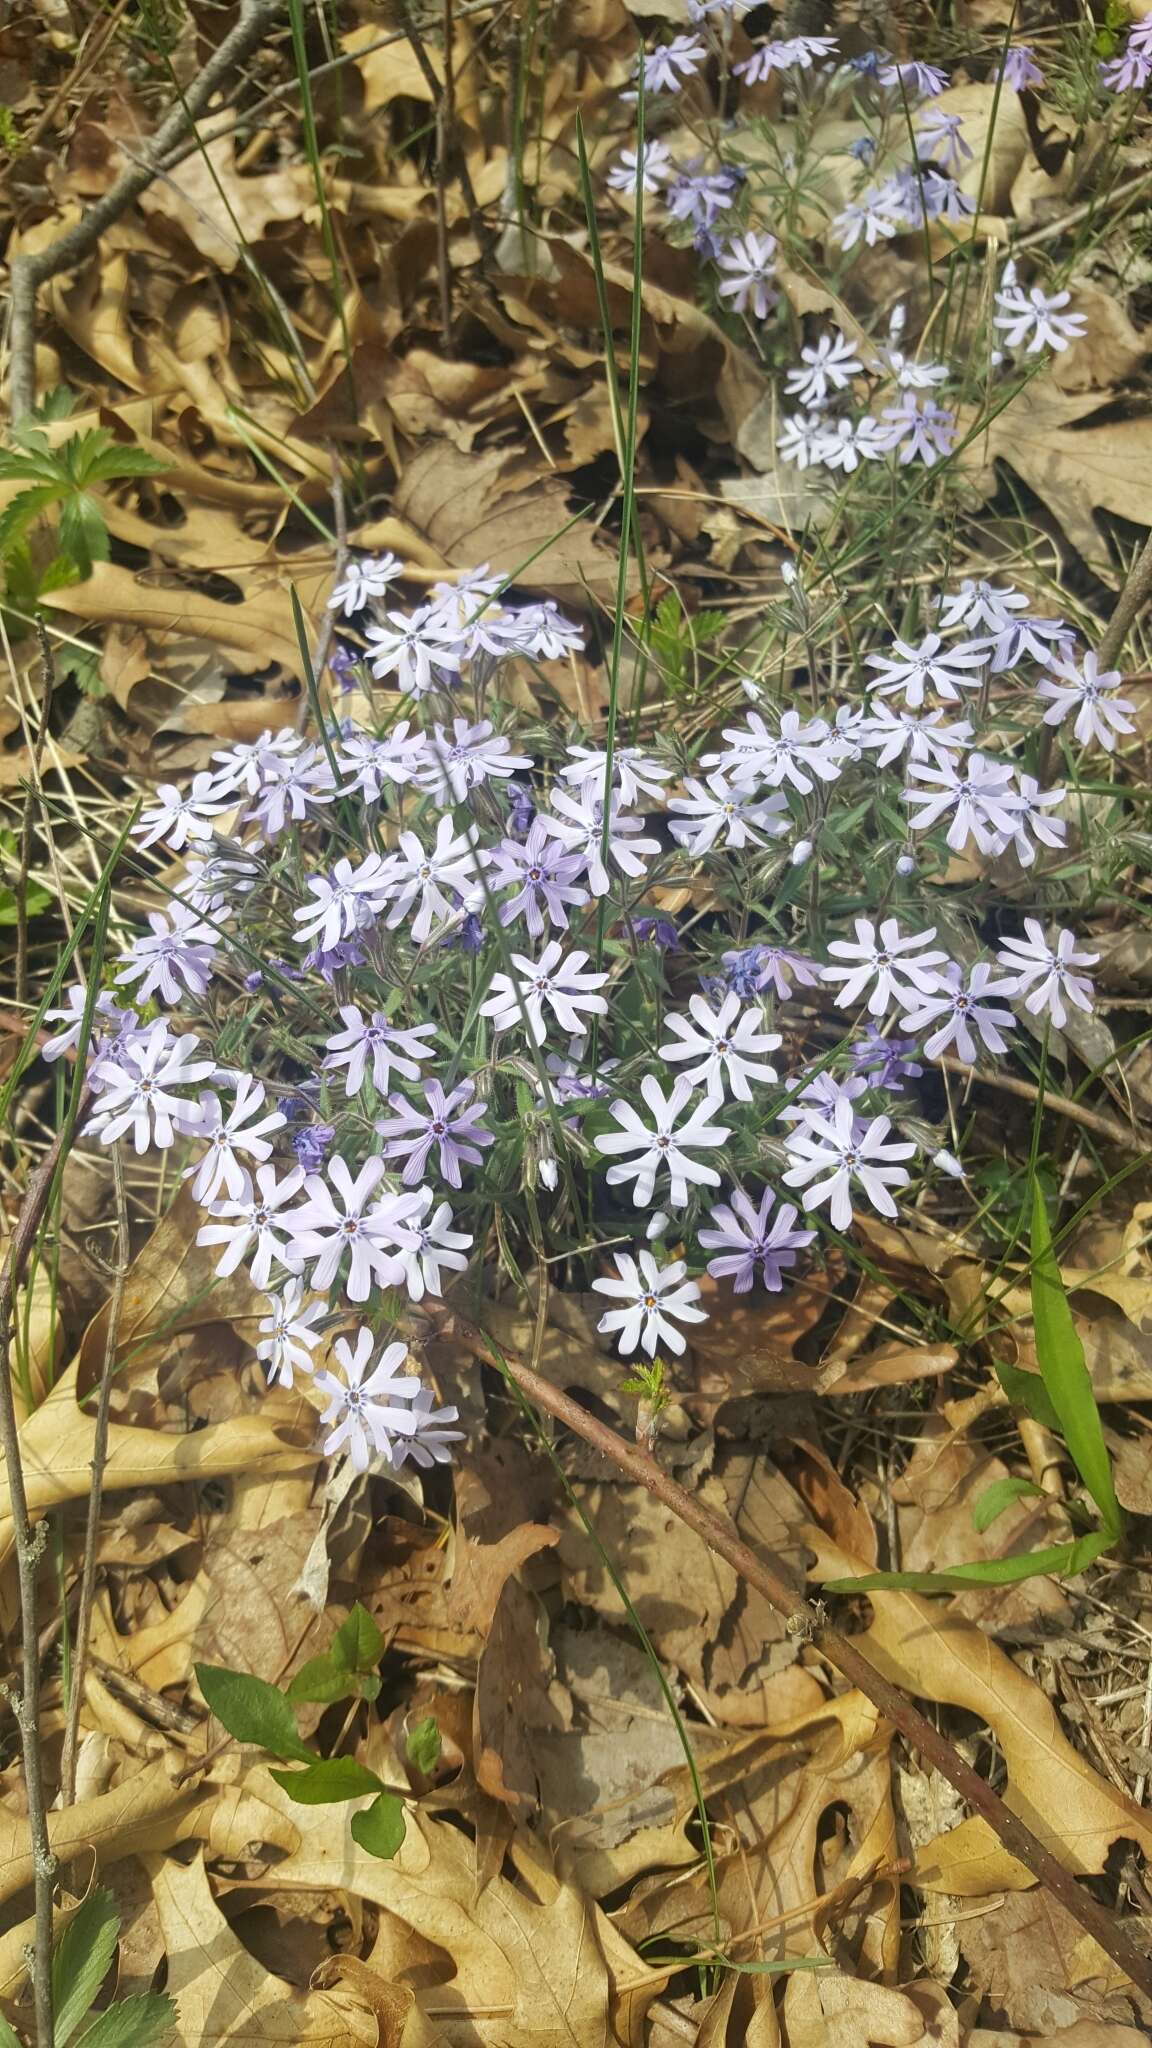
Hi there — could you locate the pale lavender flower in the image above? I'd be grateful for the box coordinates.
[784,330,862,407]
[705,708,843,794]
[1036,651,1136,753]
[664,161,742,231]
[715,230,778,320]
[1102,40,1152,91]
[778,1072,868,1134]
[776,411,831,469]
[246,745,337,840]
[903,752,1023,853]
[323,1007,437,1098]
[822,917,949,1016]
[1002,44,1043,89]
[210,728,304,799]
[364,605,465,695]
[991,773,1067,868]
[667,772,790,853]
[631,35,708,95]
[607,139,674,194]
[879,392,957,465]
[489,819,589,938]
[814,416,887,472]
[993,279,1087,354]
[256,1279,327,1388]
[782,1099,915,1230]
[516,599,585,660]
[288,1156,424,1301]
[996,921,1098,1029]
[735,34,837,82]
[596,1073,730,1209]
[86,1020,214,1153]
[42,985,130,1064]
[416,717,533,806]
[865,632,986,709]
[985,614,1071,672]
[327,552,404,617]
[292,1124,335,1171]
[396,1191,472,1301]
[134,773,230,852]
[539,790,660,898]
[480,940,609,1046]
[878,58,949,97]
[721,943,819,1001]
[184,1075,287,1203]
[292,853,393,952]
[376,1079,494,1188]
[592,1249,707,1357]
[850,1025,923,1091]
[915,109,972,170]
[383,817,487,943]
[936,578,1029,635]
[659,991,780,1103]
[313,1331,422,1473]
[699,1186,815,1293]
[388,1387,466,1469]
[560,744,670,808]
[832,188,901,250]
[115,902,216,1008]
[195,1162,306,1290]
[899,962,1017,1062]
[853,704,973,770]
[336,723,428,800]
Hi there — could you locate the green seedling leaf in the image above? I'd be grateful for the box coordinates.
[331,1601,385,1673]
[971,1475,1046,1533]
[405,1715,442,1774]
[284,1653,352,1705]
[53,1886,120,2047]
[268,1756,384,1805]
[287,1601,384,1703]
[826,1526,1115,1594]
[1030,1178,1123,1538]
[994,1355,1062,1433]
[349,1790,407,1860]
[194,1664,314,1763]
[73,1994,177,2048]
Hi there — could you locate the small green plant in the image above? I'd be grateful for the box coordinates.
[195,1603,419,1859]
[0,424,165,584]
[0,831,52,928]
[0,1887,175,2048]
[827,1177,1124,1595]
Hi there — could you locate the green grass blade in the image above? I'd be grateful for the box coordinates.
[825,1527,1116,1595]
[1029,1177,1123,1537]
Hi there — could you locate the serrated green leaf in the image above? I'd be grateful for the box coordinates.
[53,1887,120,2047]
[83,445,168,482]
[349,1791,406,1860]
[825,1526,1115,1594]
[1030,1179,1122,1537]
[194,1664,313,1762]
[58,492,109,578]
[405,1715,442,1774]
[971,1475,1045,1534]
[0,481,64,556]
[268,1756,383,1804]
[73,1994,177,2048]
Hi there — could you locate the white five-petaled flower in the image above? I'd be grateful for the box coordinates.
[184,1075,287,1203]
[313,1331,423,1473]
[287,1156,424,1303]
[363,605,464,695]
[383,817,487,944]
[596,1074,730,1209]
[539,790,661,898]
[936,578,1030,636]
[852,704,973,770]
[415,718,533,807]
[195,1162,306,1291]
[256,1279,327,1388]
[396,1190,473,1302]
[336,723,428,800]
[327,552,404,617]
[606,139,675,195]
[389,1387,466,1469]
[781,1099,915,1231]
[993,278,1087,354]
[292,853,393,951]
[902,752,1023,853]
[115,902,217,1009]
[559,744,671,809]
[784,330,862,407]
[821,917,949,1016]
[1035,651,1136,753]
[86,1021,214,1154]
[715,231,779,320]
[480,941,609,1046]
[134,773,230,852]
[667,772,790,853]
[592,1249,707,1357]
[996,920,1098,1029]
[659,992,781,1103]
[323,1007,437,1098]
[704,709,843,795]
[899,961,1017,1063]
[864,633,987,708]
[991,773,1067,869]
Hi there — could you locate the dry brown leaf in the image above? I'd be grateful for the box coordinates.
[783,1971,957,2048]
[150,1853,380,2045]
[807,1529,1152,1894]
[0,1755,202,1909]
[1050,283,1148,392]
[138,131,311,269]
[959,1887,1139,2035]
[39,560,325,685]
[969,2025,1150,2046]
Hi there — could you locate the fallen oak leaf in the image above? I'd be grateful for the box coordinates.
[0,1755,205,1911]
[39,559,326,684]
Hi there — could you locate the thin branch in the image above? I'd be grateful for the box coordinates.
[14,624,55,1009]
[934,1054,1144,1155]
[7,0,282,421]
[1096,528,1152,674]
[57,1147,130,1808]
[434,1306,1152,2000]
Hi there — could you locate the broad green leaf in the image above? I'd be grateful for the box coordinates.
[286,1602,384,1702]
[825,1526,1115,1594]
[58,492,109,577]
[994,1355,1062,1432]
[349,1791,407,1860]
[194,1664,313,1763]
[268,1756,384,1804]
[53,1886,119,2046]
[284,1652,354,1706]
[405,1715,442,1774]
[0,878,52,926]
[0,2012,21,2047]
[330,1601,385,1674]
[73,1994,177,2048]
[1030,1179,1122,1536]
[971,1475,1046,1533]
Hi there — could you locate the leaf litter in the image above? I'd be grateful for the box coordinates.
[4,0,1152,2043]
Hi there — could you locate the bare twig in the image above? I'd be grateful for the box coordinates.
[7,0,282,421]
[434,1306,1152,1999]
[296,442,348,735]
[14,624,55,1009]
[0,1108,88,2046]
[57,1147,130,1808]
[934,1054,1144,1155]
[1096,529,1152,674]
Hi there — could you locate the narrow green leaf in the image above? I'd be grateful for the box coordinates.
[53,1887,119,2047]
[0,2011,21,2047]
[971,1475,1046,1534]
[349,1791,407,1860]
[73,1994,177,2048]
[825,1526,1116,1594]
[0,481,64,554]
[268,1757,384,1805]
[994,1356,1061,1433]
[194,1664,313,1763]
[1030,1179,1123,1536]
[405,1715,442,1775]
[83,446,168,482]
[58,492,109,578]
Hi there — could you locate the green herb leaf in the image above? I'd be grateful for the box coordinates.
[405,1715,442,1774]
[53,1887,120,2047]
[72,1993,178,2048]
[349,1790,407,1860]
[994,1356,1062,1433]
[194,1664,314,1763]
[268,1756,384,1805]
[825,1527,1115,1594]
[971,1475,1046,1534]
[1030,1179,1122,1537]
